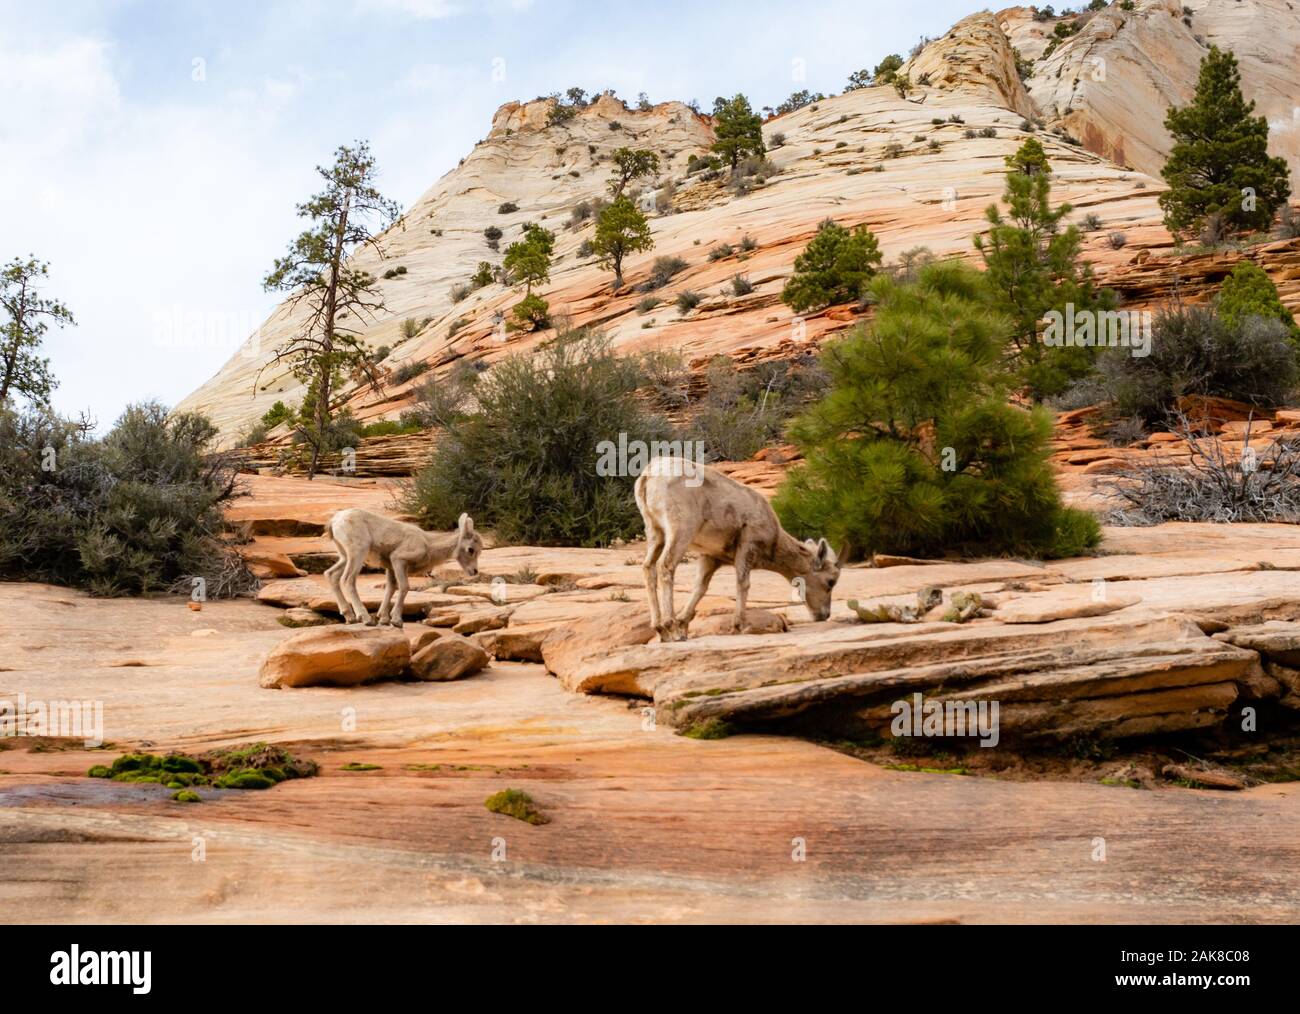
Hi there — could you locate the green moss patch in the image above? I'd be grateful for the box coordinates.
[679,719,734,740]
[484,788,548,825]
[340,762,382,772]
[87,743,317,794]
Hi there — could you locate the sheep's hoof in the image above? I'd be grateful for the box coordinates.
[390,619,404,629]
[361,617,377,627]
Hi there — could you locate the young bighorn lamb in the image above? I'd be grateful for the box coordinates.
[634,456,840,641]
[326,509,482,627]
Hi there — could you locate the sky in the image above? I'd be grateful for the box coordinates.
[0,0,974,430]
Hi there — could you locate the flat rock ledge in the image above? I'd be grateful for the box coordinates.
[544,609,1293,742]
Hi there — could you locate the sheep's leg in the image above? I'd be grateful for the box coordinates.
[325,553,353,622]
[732,533,754,634]
[342,549,373,626]
[642,520,666,636]
[389,557,411,628]
[656,528,693,642]
[377,567,396,625]
[677,555,720,633]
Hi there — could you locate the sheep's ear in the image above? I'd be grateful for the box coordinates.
[815,537,834,568]
[804,538,818,551]
[458,513,474,535]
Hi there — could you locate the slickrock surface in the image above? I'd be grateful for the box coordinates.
[5,474,1300,921]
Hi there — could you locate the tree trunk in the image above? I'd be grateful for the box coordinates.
[308,193,352,480]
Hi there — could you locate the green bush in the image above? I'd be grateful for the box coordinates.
[1216,261,1299,340]
[1070,303,1298,426]
[780,219,883,313]
[0,402,251,596]
[261,400,294,428]
[398,328,673,546]
[773,260,1100,561]
[511,292,551,329]
[392,360,432,384]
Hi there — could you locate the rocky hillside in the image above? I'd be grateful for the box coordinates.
[175,0,1300,447]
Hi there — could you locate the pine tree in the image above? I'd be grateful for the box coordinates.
[0,257,72,406]
[503,224,554,296]
[773,259,1100,561]
[262,141,401,478]
[591,196,653,291]
[1159,46,1290,236]
[975,137,1114,400]
[780,220,882,313]
[710,94,765,171]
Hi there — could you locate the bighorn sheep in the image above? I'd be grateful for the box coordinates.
[326,509,482,627]
[634,457,840,641]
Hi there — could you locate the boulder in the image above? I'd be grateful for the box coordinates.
[259,627,411,689]
[475,625,550,662]
[409,634,489,682]
[406,627,445,654]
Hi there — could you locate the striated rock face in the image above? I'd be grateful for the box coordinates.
[1006,0,1300,178]
[905,11,1036,118]
[175,2,1299,450]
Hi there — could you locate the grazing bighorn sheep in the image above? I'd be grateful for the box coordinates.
[326,509,482,627]
[634,456,840,641]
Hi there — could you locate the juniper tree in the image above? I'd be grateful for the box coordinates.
[781,220,883,313]
[1159,46,1291,237]
[0,257,72,406]
[592,196,653,291]
[607,148,660,197]
[710,94,765,171]
[262,141,401,478]
[773,259,1100,561]
[974,137,1114,400]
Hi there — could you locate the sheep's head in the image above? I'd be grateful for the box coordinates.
[798,537,840,621]
[455,513,483,578]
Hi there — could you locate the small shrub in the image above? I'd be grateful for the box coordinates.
[1105,420,1300,525]
[636,295,661,314]
[449,283,471,303]
[771,132,786,147]
[642,255,688,290]
[708,243,734,262]
[401,360,480,430]
[729,274,755,296]
[1081,213,1103,232]
[676,290,703,314]
[979,126,997,138]
[1107,231,1128,249]
[392,359,432,385]
[497,201,518,214]
[884,143,904,158]
[739,234,758,252]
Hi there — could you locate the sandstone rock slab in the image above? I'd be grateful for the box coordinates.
[260,627,411,689]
